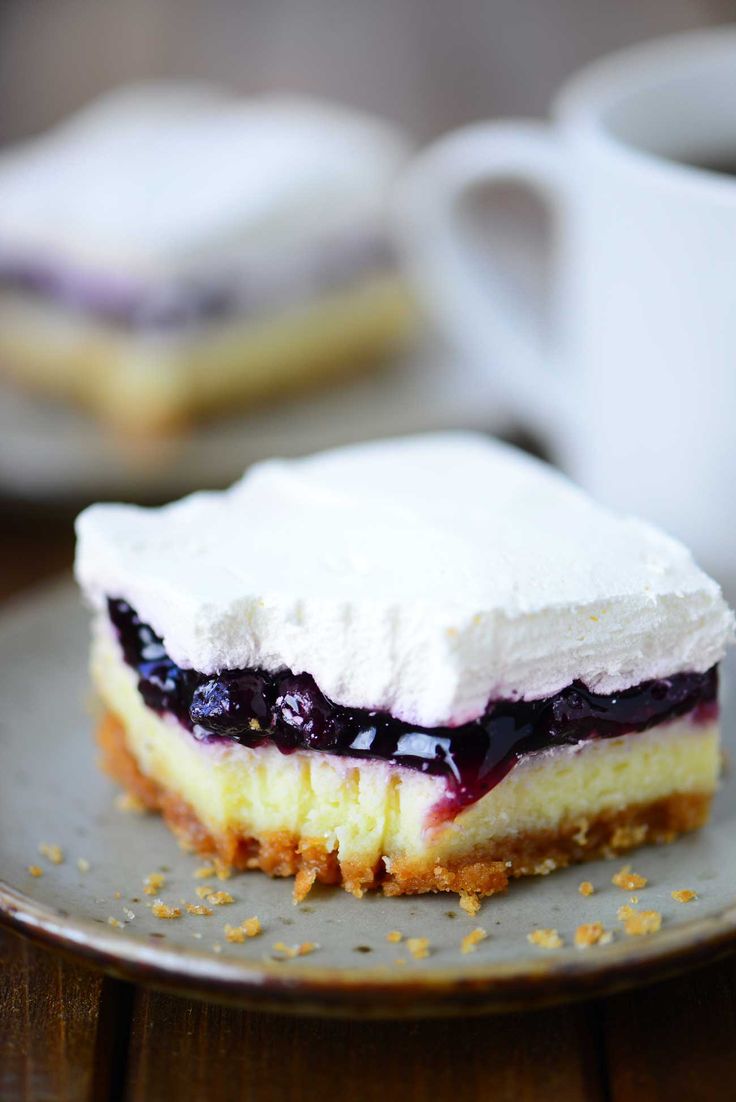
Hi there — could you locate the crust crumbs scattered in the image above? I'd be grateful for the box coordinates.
[578,881,594,897]
[574,922,612,948]
[151,900,182,919]
[460,928,488,954]
[629,896,639,905]
[77,858,91,873]
[406,937,430,960]
[207,891,234,906]
[672,889,697,904]
[386,931,403,944]
[27,865,44,878]
[193,864,216,879]
[459,893,481,916]
[224,924,247,943]
[144,872,166,896]
[273,941,318,959]
[611,865,648,891]
[38,842,64,865]
[186,903,213,916]
[123,908,136,921]
[527,928,563,950]
[195,885,215,899]
[107,916,124,928]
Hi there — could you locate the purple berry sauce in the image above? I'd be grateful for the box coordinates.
[0,232,396,332]
[108,598,718,819]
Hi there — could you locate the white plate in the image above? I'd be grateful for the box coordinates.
[0,341,508,502]
[1,582,735,1017]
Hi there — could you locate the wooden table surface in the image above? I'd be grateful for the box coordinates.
[2,506,736,1102]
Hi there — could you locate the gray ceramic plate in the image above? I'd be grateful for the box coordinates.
[2,581,736,1018]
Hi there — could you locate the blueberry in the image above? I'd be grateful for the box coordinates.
[273,674,337,750]
[190,672,270,737]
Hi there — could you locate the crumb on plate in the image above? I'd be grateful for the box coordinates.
[574,922,612,948]
[406,937,430,960]
[207,891,234,906]
[460,928,487,954]
[272,941,318,959]
[115,792,146,814]
[151,900,181,920]
[38,842,64,865]
[186,903,213,916]
[459,893,480,916]
[527,928,564,950]
[620,907,662,936]
[144,872,166,896]
[611,865,648,891]
[224,917,262,942]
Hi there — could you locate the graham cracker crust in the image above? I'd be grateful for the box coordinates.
[97,711,714,903]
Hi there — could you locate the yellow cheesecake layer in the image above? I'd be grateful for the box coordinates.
[0,275,413,432]
[91,629,720,899]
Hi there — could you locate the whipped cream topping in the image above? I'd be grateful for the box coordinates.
[0,83,410,278]
[75,434,734,727]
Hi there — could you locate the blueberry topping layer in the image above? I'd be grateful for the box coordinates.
[108,598,718,817]
[0,231,396,331]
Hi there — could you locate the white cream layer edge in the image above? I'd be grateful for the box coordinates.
[76,434,735,727]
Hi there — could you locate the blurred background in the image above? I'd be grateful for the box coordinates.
[0,0,728,143]
[0,0,733,601]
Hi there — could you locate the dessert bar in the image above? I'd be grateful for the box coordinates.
[76,435,733,901]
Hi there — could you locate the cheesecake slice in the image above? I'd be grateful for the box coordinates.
[75,434,734,903]
[0,84,412,432]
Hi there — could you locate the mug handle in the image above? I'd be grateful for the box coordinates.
[396,121,571,440]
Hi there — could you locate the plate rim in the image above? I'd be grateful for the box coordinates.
[4,579,736,1018]
[4,879,736,1017]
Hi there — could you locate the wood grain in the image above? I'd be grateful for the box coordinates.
[604,957,736,1101]
[124,987,606,1102]
[0,504,74,601]
[0,927,134,1102]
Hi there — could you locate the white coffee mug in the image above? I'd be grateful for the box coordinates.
[397,28,736,586]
